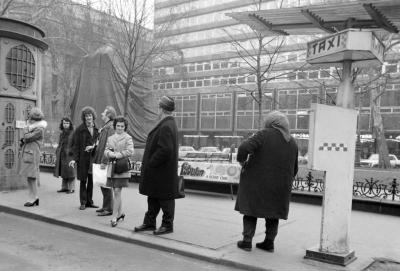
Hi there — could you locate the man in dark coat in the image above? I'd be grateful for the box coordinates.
[69,106,99,210]
[235,111,298,252]
[93,106,116,216]
[135,96,180,235]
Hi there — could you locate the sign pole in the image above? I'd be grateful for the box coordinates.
[337,60,354,109]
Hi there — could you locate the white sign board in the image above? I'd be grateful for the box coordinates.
[307,29,385,67]
[308,103,357,171]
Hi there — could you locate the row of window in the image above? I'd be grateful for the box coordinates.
[170,92,400,131]
[154,52,306,76]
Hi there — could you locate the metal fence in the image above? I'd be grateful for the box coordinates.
[293,171,400,201]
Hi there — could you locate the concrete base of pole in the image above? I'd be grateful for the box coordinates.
[304,247,356,266]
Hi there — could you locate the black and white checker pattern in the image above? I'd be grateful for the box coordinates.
[318,143,348,152]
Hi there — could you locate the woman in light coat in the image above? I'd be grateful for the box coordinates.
[19,107,47,207]
[104,116,134,227]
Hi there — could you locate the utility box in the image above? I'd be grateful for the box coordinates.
[0,18,48,190]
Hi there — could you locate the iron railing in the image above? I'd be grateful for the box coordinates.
[293,171,400,201]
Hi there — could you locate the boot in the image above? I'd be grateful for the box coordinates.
[237,240,252,251]
[256,239,274,252]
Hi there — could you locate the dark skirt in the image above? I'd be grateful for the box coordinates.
[106,177,129,188]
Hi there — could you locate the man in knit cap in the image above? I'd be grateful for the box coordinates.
[135,96,181,235]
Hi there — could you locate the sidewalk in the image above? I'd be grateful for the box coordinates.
[0,172,399,271]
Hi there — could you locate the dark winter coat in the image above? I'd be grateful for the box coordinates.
[18,120,47,179]
[235,128,298,219]
[54,129,75,179]
[71,123,99,181]
[139,116,180,200]
[93,120,114,164]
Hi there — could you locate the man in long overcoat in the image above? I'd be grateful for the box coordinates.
[235,111,298,252]
[69,106,99,210]
[93,106,116,216]
[135,96,180,235]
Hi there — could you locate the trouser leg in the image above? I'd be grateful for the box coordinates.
[86,174,93,205]
[67,178,75,191]
[160,199,175,229]
[61,179,68,190]
[79,180,87,205]
[265,218,279,241]
[101,186,113,212]
[143,197,160,227]
[242,215,257,242]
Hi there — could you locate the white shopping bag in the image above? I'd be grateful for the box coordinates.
[92,163,107,187]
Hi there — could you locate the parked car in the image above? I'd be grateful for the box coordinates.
[198,146,221,153]
[360,154,400,168]
[178,146,196,159]
[298,153,308,165]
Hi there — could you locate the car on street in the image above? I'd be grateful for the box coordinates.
[198,146,221,153]
[360,154,400,168]
[178,146,196,159]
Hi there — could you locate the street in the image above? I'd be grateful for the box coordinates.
[0,213,238,271]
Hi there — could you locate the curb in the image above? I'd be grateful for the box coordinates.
[0,204,272,271]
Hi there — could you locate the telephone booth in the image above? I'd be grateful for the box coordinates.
[0,18,48,190]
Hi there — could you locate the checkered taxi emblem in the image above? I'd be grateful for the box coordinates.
[318,143,348,152]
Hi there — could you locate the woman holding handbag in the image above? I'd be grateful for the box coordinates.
[104,116,134,227]
[19,107,47,207]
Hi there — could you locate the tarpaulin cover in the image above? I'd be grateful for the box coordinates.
[70,47,159,148]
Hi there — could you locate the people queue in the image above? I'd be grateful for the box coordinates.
[18,100,298,252]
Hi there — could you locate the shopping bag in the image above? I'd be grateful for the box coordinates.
[93,163,107,187]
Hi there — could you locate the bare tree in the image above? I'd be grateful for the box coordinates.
[105,0,176,116]
[225,0,307,129]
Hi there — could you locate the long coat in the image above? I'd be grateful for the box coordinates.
[104,132,134,179]
[19,120,47,180]
[139,116,180,200]
[71,123,99,181]
[235,128,298,220]
[54,130,75,179]
[93,120,114,164]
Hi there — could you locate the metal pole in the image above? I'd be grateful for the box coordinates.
[336,60,354,109]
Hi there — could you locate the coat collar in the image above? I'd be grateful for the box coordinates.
[148,115,174,135]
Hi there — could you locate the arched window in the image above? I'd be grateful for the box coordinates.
[4,149,15,169]
[5,44,35,91]
[5,103,15,123]
[5,126,15,146]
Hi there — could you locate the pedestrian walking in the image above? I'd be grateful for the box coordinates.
[94,106,116,217]
[54,117,75,194]
[69,106,99,210]
[104,116,134,227]
[19,107,47,207]
[235,111,298,252]
[135,96,181,235]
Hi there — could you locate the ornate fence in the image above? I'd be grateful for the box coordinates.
[293,171,400,201]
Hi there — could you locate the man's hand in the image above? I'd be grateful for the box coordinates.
[69,160,76,168]
[85,145,95,152]
[100,163,107,169]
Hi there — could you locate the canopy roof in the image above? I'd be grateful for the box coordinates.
[226,0,400,36]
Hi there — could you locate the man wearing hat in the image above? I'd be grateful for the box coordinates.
[135,96,180,235]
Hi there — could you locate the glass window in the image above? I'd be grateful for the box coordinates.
[204,79,210,86]
[201,97,216,111]
[216,96,231,111]
[196,64,203,71]
[382,113,400,130]
[237,95,253,111]
[4,149,15,169]
[213,62,220,69]
[181,81,188,88]
[247,75,255,83]
[189,65,195,72]
[221,62,229,69]
[5,44,35,91]
[196,80,202,87]
[5,103,15,123]
[173,82,180,88]
[188,81,195,87]
[204,63,211,70]
[381,90,400,107]
[309,70,318,79]
[166,83,172,89]
[237,116,253,130]
[5,126,14,146]
[297,115,309,129]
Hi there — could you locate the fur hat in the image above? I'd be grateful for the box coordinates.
[159,96,175,112]
[28,107,44,121]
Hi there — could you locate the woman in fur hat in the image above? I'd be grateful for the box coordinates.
[19,107,47,207]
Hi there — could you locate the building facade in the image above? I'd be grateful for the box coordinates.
[153,0,400,155]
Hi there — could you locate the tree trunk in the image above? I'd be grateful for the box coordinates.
[124,84,129,117]
[370,86,391,168]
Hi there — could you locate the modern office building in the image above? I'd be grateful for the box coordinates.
[153,0,400,155]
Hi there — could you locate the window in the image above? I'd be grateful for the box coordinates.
[213,62,220,69]
[204,63,211,70]
[196,64,203,71]
[5,126,14,146]
[189,65,195,72]
[221,62,229,69]
[4,149,15,169]
[5,44,35,91]
[5,103,15,123]
[173,82,180,88]
[181,81,188,88]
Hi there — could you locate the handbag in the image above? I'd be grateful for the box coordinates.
[177,176,185,198]
[113,157,131,174]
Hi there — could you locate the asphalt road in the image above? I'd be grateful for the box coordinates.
[0,213,239,271]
